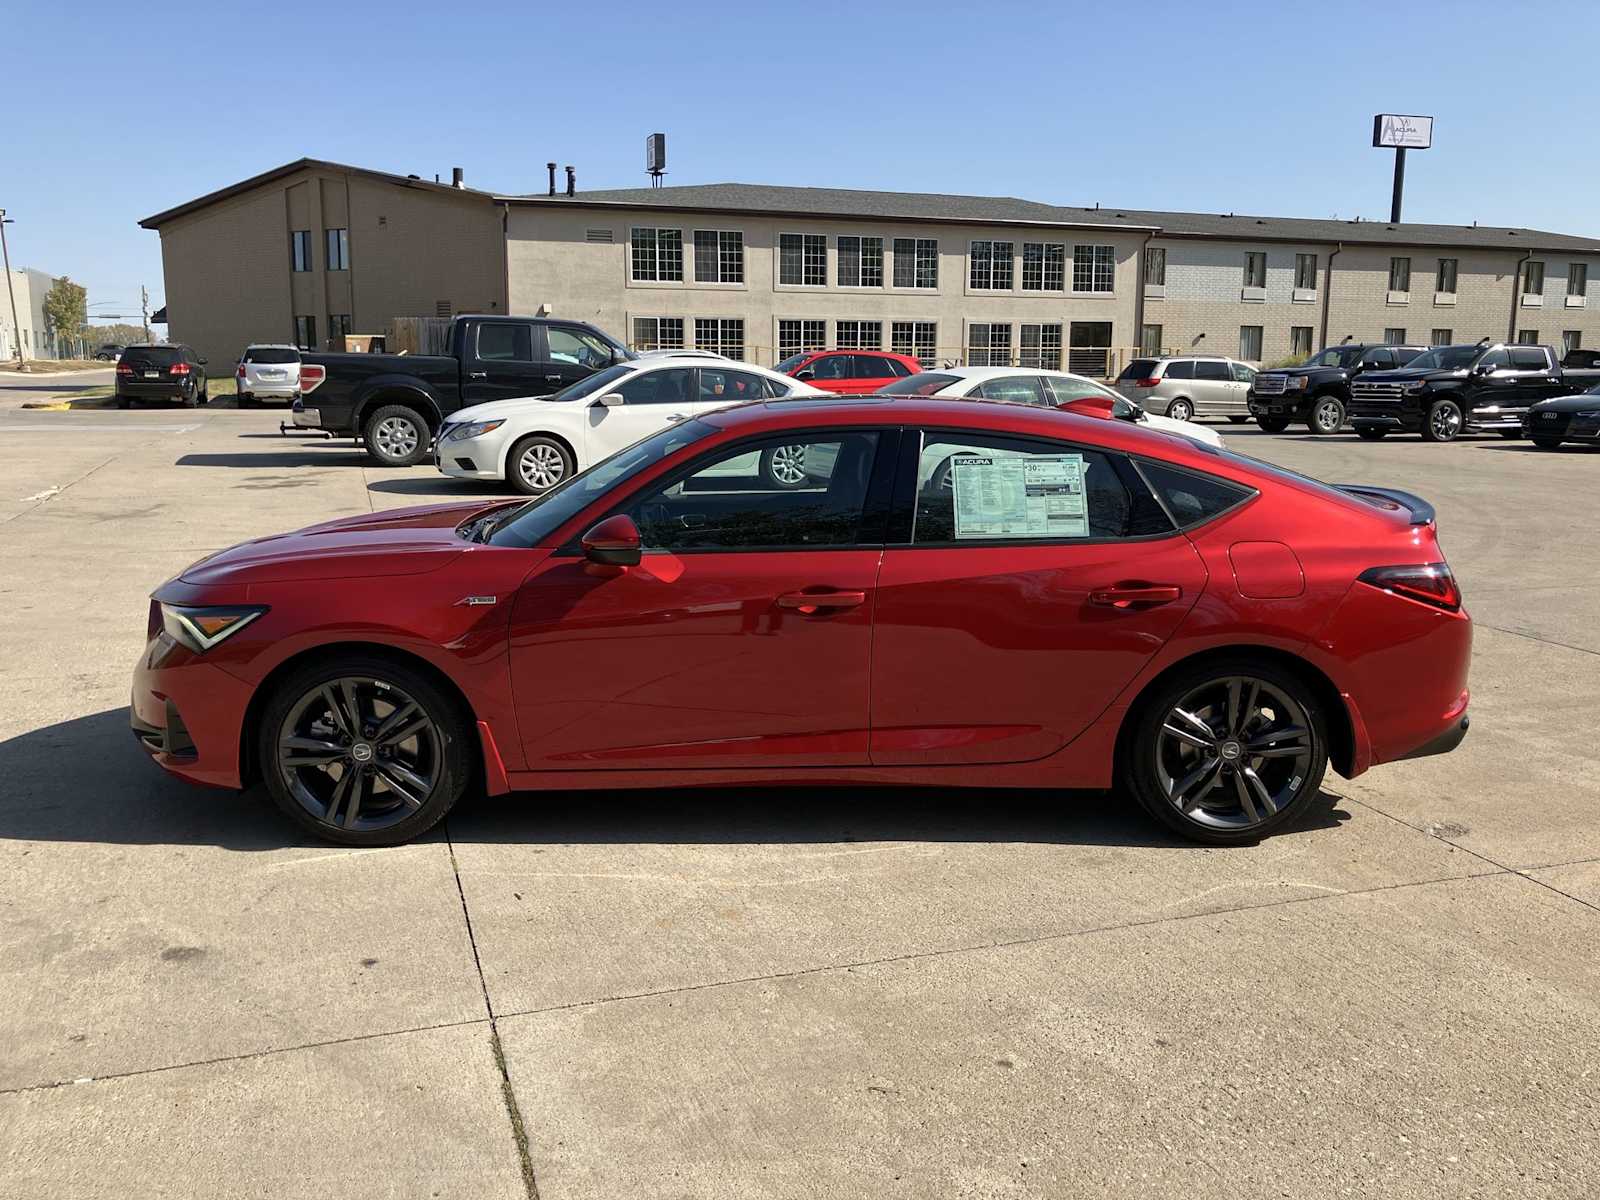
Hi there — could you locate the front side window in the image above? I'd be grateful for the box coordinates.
[693,230,744,284]
[893,238,938,288]
[478,323,534,362]
[1020,323,1063,370]
[777,319,827,363]
[293,314,317,350]
[1238,326,1264,361]
[1523,261,1545,296]
[291,230,312,272]
[838,236,884,288]
[1436,258,1458,293]
[1389,257,1412,292]
[969,241,1014,290]
[835,320,882,350]
[1144,247,1166,286]
[1509,346,1550,369]
[326,228,349,271]
[891,320,938,367]
[779,233,827,286]
[633,316,685,351]
[1243,252,1267,289]
[1568,263,1588,297]
[1294,253,1317,290]
[1074,245,1116,293]
[631,227,684,282]
[547,326,612,367]
[967,323,1012,367]
[695,317,744,360]
[909,432,1171,544]
[628,431,883,552]
[1021,243,1066,291]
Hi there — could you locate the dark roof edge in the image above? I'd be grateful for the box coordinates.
[492,194,1161,234]
[1151,227,1600,254]
[138,158,497,228]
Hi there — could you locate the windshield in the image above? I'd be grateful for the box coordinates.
[1403,345,1481,371]
[547,363,636,402]
[774,353,810,373]
[880,372,959,396]
[1302,346,1362,369]
[486,419,716,548]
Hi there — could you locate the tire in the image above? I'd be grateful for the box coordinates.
[255,654,474,847]
[759,443,811,489]
[507,434,575,495]
[1255,416,1291,433]
[1165,397,1194,421]
[1123,658,1329,845]
[1307,395,1346,436]
[363,404,431,467]
[238,391,257,408]
[1421,398,1463,443]
[1226,415,1250,424]
[180,386,199,409]
[115,396,130,409]
[1497,429,1522,440]
[1355,426,1388,441]
[1532,436,1564,449]
[197,383,209,406]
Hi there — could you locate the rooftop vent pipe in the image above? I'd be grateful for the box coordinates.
[565,165,576,197]
[451,167,464,189]
[547,163,557,197]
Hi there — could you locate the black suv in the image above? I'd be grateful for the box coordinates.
[115,344,209,408]
[1249,344,1425,435]
[93,344,125,361]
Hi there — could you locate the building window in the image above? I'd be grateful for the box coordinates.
[1144,247,1166,286]
[969,241,1014,290]
[778,233,827,286]
[1383,327,1407,345]
[633,317,684,351]
[837,236,884,288]
[1239,325,1263,361]
[1021,243,1066,291]
[1517,329,1539,345]
[1563,330,1582,355]
[835,320,882,350]
[892,238,938,289]
[1294,254,1317,290]
[1568,263,1588,297]
[325,228,349,271]
[631,228,684,282]
[891,320,938,367]
[695,317,744,360]
[1073,245,1116,293]
[1436,258,1458,293]
[1388,257,1411,293]
[328,313,352,342]
[290,230,312,272]
[1523,261,1545,296]
[1290,326,1313,357]
[1243,252,1267,289]
[967,322,1012,366]
[1140,324,1163,355]
[692,231,744,284]
[1020,323,1063,370]
[1431,328,1453,346]
[293,315,317,350]
[777,319,827,362]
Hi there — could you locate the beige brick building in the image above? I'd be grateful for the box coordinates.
[143,161,1600,373]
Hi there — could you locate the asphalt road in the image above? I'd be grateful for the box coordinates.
[0,367,113,407]
[1,406,1596,1199]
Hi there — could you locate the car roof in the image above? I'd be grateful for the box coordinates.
[913,366,1077,381]
[619,355,797,380]
[243,343,299,350]
[808,348,911,357]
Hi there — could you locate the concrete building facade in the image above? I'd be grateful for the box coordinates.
[2,267,58,360]
[142,161,1600,373]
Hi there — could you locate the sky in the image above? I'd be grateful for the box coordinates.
[6,0,1595,323]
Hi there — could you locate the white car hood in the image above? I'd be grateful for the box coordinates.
[1142,411,1223,447]
[446,395,582,425]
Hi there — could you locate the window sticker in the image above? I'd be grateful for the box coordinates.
[950,453,1088,539]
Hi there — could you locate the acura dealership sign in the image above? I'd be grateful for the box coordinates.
[1373,114,1434,150]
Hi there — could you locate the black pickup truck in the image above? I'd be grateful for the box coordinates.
[1347,342,1600,443]
[294,314,632,465]
[1248,343,1426,435]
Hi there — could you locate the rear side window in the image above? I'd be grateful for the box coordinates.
[852,355,894,379]
[1119,359,1157,381]
[1164,360,1195,380]
[1195,361,1231,381]
[881,358,913,378]
[1509,347,1550,370]
[1137,461,1254,528]
[478,324,533,362]
[245,347,298,364]
[881,372,959,396]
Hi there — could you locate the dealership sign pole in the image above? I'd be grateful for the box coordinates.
[1373,114,1433,223]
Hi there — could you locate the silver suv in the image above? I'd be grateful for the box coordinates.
[236,344,302,407]
[1114,355,1258,422]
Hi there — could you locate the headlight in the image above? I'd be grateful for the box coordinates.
[444,419,505,442]
[160,604,267,653]
[1287,376,1308,390]
[1404,382,1427,393]
[1579,410,1600,419]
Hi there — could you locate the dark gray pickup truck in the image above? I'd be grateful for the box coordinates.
[294,314,631,465]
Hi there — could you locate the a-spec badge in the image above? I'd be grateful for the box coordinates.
[456,595,498,607]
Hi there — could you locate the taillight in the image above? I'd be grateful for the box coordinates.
[236,364,246,378]
[1135,377,1160,387]
[116,363,133,375]
[1358,563,1461,612]
[298,364,326,394]
[169,361,191,376]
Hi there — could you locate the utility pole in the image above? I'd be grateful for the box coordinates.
[0,209,23,368]
[140,285,151,344]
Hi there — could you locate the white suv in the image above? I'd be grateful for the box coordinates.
[1114,355,1257,423]
[236,344,302,407]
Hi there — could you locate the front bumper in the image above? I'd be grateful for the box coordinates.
[1248,391,1309,416]
[436,433,509,481]
[131,633,256,790]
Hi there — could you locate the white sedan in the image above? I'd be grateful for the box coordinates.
[437,357,829,494]
[879,366,1224,448]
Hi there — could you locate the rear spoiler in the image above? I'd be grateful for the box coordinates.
[1333,484,1435,526]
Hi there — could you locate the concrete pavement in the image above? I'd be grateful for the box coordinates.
[1,406,1596,1198]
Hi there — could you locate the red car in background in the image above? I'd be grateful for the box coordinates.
[132,398,1470,848]
[777,349,922,394]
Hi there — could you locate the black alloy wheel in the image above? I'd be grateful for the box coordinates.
[257,657,471,845]
[1421,398,1464,443]
[1126,661,1327,843]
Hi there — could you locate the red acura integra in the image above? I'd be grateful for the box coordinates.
[132,397,1471,846]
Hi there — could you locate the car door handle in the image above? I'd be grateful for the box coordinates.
[665,412,689,422]
[467,371,488,379]
[777,590,867,614]
[1089,584,1183,609]
[545,374,563,383]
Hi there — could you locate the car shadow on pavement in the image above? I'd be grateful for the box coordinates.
[365,478,518,497]
[1478,442,1600,453]
[175,450,370,469]
[0,708,1350,851]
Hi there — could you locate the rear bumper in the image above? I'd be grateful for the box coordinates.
[131,634,254,790]
[243,382,298,399]
[117,381,190,401]
[1394,707,1470,762]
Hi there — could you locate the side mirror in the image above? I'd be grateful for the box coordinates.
[594,393,624,408]
[198,357,208,365]
[1471,363,1492,377]
[581,514,641,567]
[795,369,815,382]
